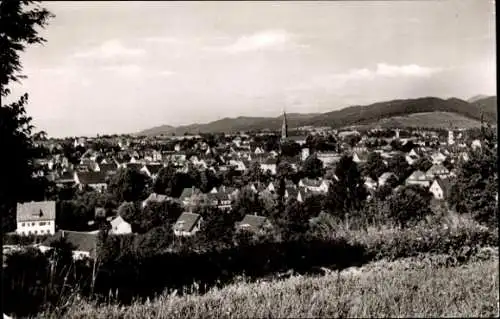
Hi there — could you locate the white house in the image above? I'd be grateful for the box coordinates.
[405,170,432,188]
[429,178,452,200]
[260,158,277,175]
[16,201,56,236]
[173,212,202,237]
[298,178,329,193]
[110,216,132,235]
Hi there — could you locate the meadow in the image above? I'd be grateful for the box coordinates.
[44,249,499,318]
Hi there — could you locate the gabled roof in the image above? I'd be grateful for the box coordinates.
[434,178,453,195]
[110,215,129,228]
[42,230,98,258]
[99,163,118,173]
[17,201,56,222]
[179,187,198,200]
[77,171,107,185]
[174,212,202,233]
[407,170,428,181]
[237,214,269,232]
[144,164,162,175]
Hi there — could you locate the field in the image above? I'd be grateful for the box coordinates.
[351,112,483,130]
[45,250,499,319]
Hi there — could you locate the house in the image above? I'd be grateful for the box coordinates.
[298,179,329,193]
[173,212,202,237]
[284,187,305,202]
[353,152,369,164]
[405,170,431,187]
[40,230,98,260]
[74,171,108,192]
[94,163,118,175]
[55,171,75,187]
[236,214,272,233]
[316,152,341,166]
[179,187,199,207]
[109,215,132,235]
[405,154,419,165]
[141,164,162,180]
[260,158,277,175]
[364,177,377,190]
[425,164,450,179]
[471,139,482,150]
[141,193,169,208]
[16,201,56,236]
[430,151,446,164]
[378,172,396,187]
[429,178,453,200]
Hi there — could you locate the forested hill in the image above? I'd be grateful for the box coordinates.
[137,96,497,136]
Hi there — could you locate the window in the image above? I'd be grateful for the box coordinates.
[21,223,25,227]
[39,222,46,226]
[34,230,38,234]
[32,222,35,226]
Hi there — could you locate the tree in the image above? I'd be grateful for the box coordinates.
[244,161,264,184]
[449,145,497,226]
[280,141,301,157]
[302,154,324,179]
[196,208,235,249]
[387,185,432,228]
[276,161,295,181]
[1,1,54,233]
[323,155,367,219]
[387,153,411,183]
[413,157,433,172]
[362,152,386,183]
[108,168,148,202]
[231,187,262,222]
[153,165,176,195]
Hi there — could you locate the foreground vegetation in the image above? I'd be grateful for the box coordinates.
[44,250,499,318]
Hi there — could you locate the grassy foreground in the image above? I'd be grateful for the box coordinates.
[46,251,499,318]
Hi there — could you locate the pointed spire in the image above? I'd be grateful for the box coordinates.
[281,108,288,141]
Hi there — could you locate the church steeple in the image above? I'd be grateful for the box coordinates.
[281,110,288,141]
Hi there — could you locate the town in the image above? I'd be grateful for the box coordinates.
[3,112,496,260]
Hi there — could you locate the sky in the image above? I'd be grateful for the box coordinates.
[6,1,496,137]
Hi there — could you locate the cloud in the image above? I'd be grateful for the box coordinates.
[101,64,143,77]
[207,30,307,53]
[72,39,146,59]
[375,63,442,77]
[289,63,443,93]
[142,36,180,44]
[158,70,175,77]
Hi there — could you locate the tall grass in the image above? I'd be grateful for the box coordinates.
[45,252,499,318]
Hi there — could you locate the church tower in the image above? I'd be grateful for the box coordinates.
[281,110,288,142]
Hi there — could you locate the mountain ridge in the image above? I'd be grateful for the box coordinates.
[137,96,497,136]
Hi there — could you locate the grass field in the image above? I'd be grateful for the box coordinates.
[46,250,499,319]
[351,111,483,130]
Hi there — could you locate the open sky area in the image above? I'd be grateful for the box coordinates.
[6,1,496,137]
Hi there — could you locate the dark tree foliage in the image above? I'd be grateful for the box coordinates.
[323,155,367,217]
[387,184,433,228]
[108,168,148,202]
[413,157,433,172]
[362,152,386,182]
[280,141,301,157]
[387,153,411,183]
[1,1,54,233]
[449,127,497,226]
[152,165,176,195]
[301,154,324,179]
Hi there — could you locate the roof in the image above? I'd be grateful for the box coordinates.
[110,215,129,228]
[179,187,198,200]
[145,164,162,175]
[144,192,168,203]
[407,170,427,181]
[262,158,277,165]
[99,163,118,173]
[434,178,453,195]
[427,164,449,174]
[17,201,56,222]
[42,230,98,258]
[126,163,143,171]
[77,171,107,185]
[174,212,202,232]
[300,178,322,187]
[237,215,268,231]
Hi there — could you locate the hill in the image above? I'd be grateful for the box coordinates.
[350,112,485,130]
[467,94,492,103]
[137,96,497,136]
